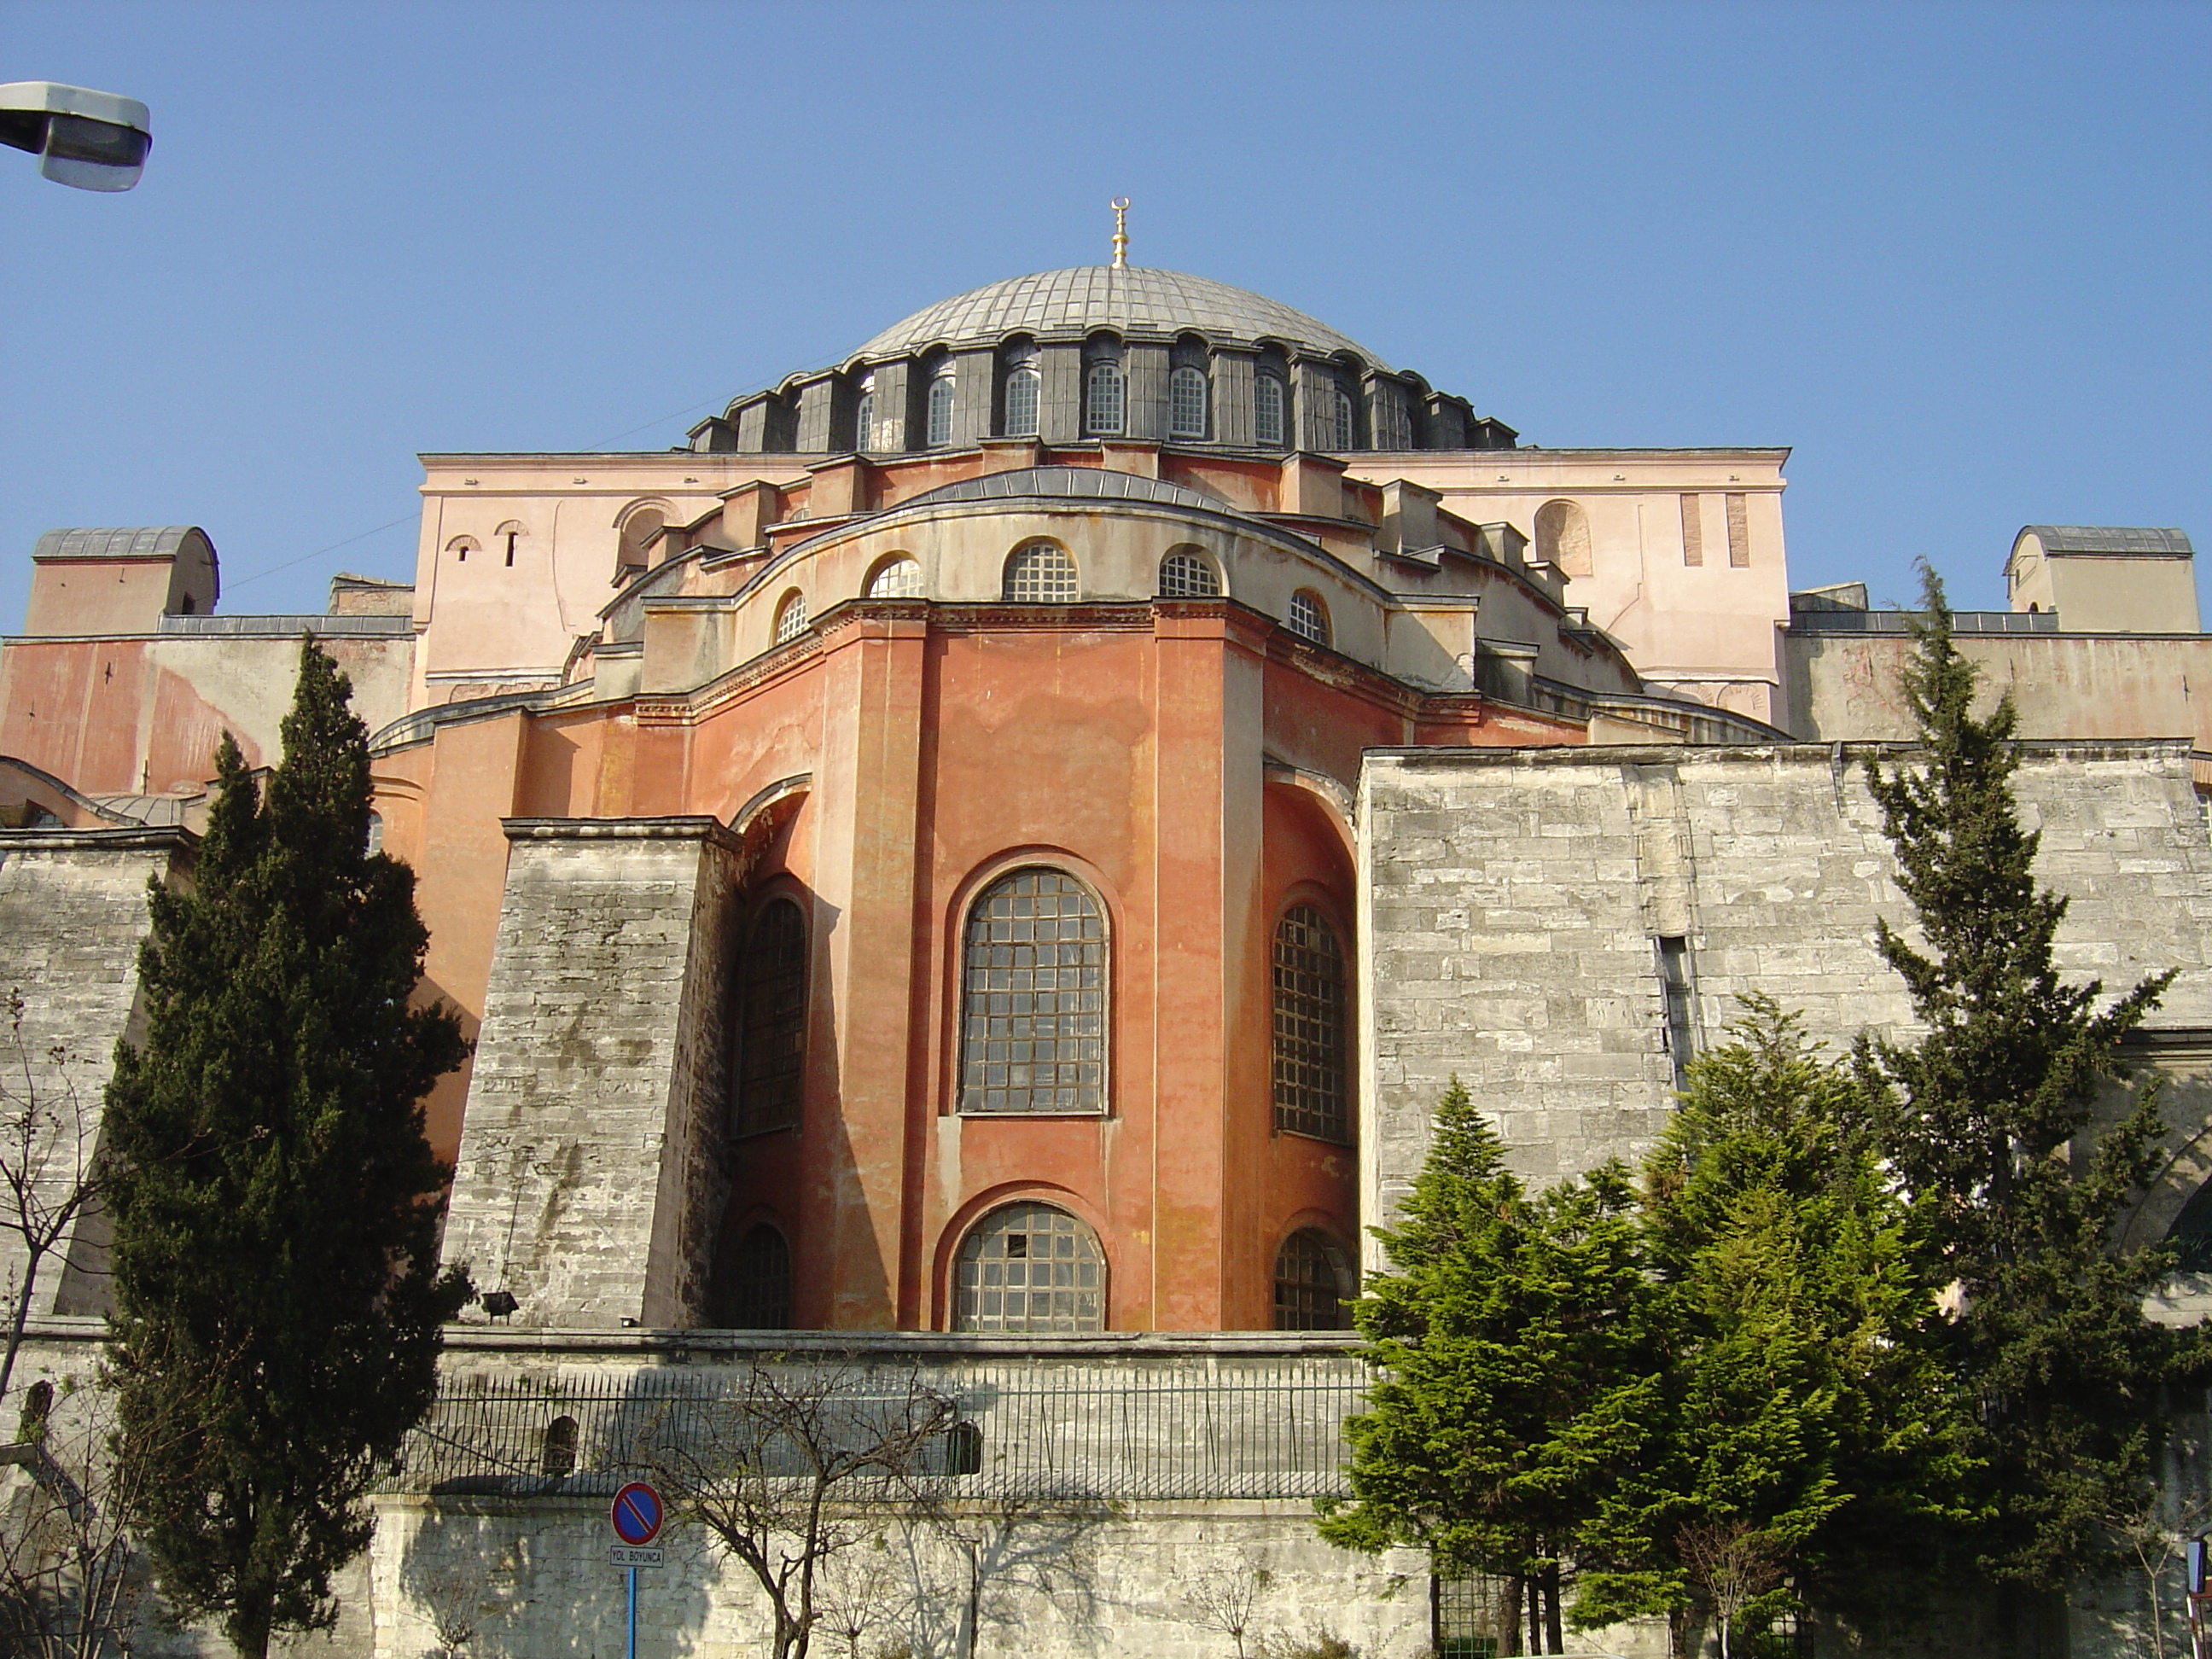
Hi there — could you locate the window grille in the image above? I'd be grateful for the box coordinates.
[954,1202,1104,1332]
[722,1224,793,1329]
[959,868,1105,1115]
[1433,1566,1516,1659]
[1254,375,1286,447]
[774,591,809,643]
[867,556,923,599]
[1003,542,1079,603]
[1168,365,1209,438]
[1272,905,1348,1141]
[854,383,875,452]
[1157,550,1221,598]
[1332,387,1355,451]
[1004,365,1039,437]
[734,899,807,1136]
[539,1416,579,1478]
[1273,1230,1351,1330]
[1085,362,1125,435]
[927,371,956,447]
[1288,591,1330,646]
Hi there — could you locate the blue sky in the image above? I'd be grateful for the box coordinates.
[3,1,2208,626]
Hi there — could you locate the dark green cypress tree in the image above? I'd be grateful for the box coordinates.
[102,637,470,1658]
[1321,1078,1659,1653]
[1857,563,2203,1589]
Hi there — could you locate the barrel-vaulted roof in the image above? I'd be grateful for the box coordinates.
[853,266,1389,369]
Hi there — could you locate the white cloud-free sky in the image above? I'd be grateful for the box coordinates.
[3,1,2208,625]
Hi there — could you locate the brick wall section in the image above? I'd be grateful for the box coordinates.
[441,818,741,1328]
[0,828,190,1317]
[1359,740,2212,1232]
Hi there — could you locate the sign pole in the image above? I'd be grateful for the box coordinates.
[628,1563,637,1659]
[609,1480,663,1658]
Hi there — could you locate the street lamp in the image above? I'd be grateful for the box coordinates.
[0,81,149,191]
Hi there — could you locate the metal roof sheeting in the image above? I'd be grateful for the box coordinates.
[2022,525,2194,556]
[33,526,212,562]
[899,466,1231,512]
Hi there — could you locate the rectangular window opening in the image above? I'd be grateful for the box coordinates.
[1726,492,1750,568]
[1679,494,1703,567]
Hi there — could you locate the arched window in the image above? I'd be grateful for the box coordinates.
[713,1223,794,1329]
[1002,541,1079,603]
[1168,365,1209,439]
[953,1202,1104,1332]
[853,376,876,452]
[927,367,957,447]
[774,591,809,644]
[177,593,196,614]
[495,521,526,568]
[1534,499,1593,579]
[1272,905,1348,1141]
[941,1419,984,1476]
[539,1416,579,1479]
[1003,364,1040,437]
[733,899,807,1137]
[365,811,383,857]
[616,508,665,582]
[2168,1179,2212,1274]
[959,869,1106,1115]
[1331,388,1355,451]
[16,1380,52,1444]
[446,535,479,563]
[1273,1230,1353,1330]
[1085,361,1126,436]
[867,556,923,599]
[1254,375,1287,448]
[1156,549,1221,598]
[1287,590,1330,646]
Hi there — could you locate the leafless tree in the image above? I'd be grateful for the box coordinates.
[812,1535,904,1659]
[0,989,107,1406]
[2104,1482,2212,1659]
[630,1357,958,1659]
[1675,1520,1789,1659]
[1185,1557,1273,1659]
[0,1382,155,1659]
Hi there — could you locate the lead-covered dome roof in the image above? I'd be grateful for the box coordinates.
[853,266,1389,369]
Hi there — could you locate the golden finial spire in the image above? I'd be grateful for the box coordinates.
[1110,197,1130,270]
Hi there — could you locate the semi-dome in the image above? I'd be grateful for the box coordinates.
[853,266,1389,369]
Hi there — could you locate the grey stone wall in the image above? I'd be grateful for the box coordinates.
[0,828,190,1318]
[440,818,741,1329]
[1359,740,2212,1228]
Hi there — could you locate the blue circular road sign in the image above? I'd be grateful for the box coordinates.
[611,1481,663,1546]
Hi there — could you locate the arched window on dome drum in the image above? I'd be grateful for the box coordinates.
[1002,542,1079,603]
[926,367,957,447]
[853,377,876,453]
[733,899,807,1138]
[774,591,809,644]
[953,1202,1104,1332]
[1287,590,1330,647]
[1273,1229,1353,1330]
[1156,549,1221,598]
[1272,905,1348,1142]
[1254,375,1287,448]
[959,869,1106,1115]
[1003,365,1039,437]
[1331,387,1356,451]
[1085,361,1126,436]
[867,556,923,599]
[713,1223,794,1329]
[1168,365,1209,439]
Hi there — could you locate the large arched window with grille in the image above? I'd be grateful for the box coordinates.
[1002,541,1078,602]
[733,899,807,1137]
[866,556,923,598]
[1168,365,1209,439]
[712,1222,794,1329]
[1272,904,1348,1141]
[1156,548,1221,598]
[1085,361,1126,435]
[959,869,1106,1115]
[1002,346,1040,437]
[953,1202,1104,1332]
[1254,375,1287,448]
[1288,590,1330,646]
[1273,1229,1353,1330]
[853,376,876,452]
[926,367,957,447]
[774,591,809,644]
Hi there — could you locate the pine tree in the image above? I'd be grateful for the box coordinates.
[102,637,470,1658]
[1320,1079,1659,1654]
[1857,563,2203,1588]
[1579,997,1964,1653]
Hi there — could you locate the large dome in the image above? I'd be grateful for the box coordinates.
[852,266,1389,368]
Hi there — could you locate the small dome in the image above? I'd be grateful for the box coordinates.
[853,266,1388,368]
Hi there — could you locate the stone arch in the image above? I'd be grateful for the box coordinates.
[1534,498,1593,579]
